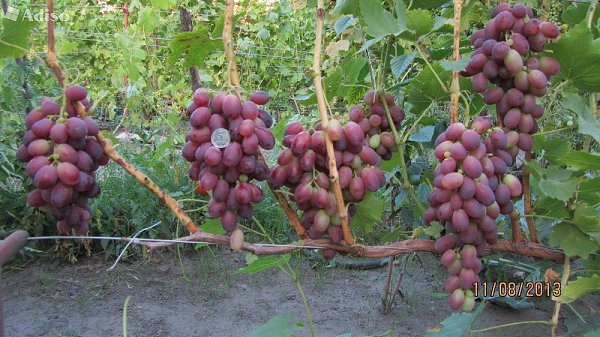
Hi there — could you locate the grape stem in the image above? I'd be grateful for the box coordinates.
[469,320,551,334]
[509,209,525,242]
[450,0,464,124]
[523,150,538,242]
[551,256,571,337]
[312,0,354,245]
[46,0,65,88]
[223,0,243,97]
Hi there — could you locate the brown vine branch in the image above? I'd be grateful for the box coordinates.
[312,0,354,245]
[449,0,463,124]
[46,0,65,88]
[223,0,242,96]
[523,151,538,242]
[509,209,525,242]
[143,233,565,263]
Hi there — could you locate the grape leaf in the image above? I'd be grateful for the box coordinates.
[352,192,385,233]
[137,7,161,32]
[408,125,435,142]
[549,222,599,258]
[578,177,600,207]
[560,275,600,304]
[440,56,471,71]
[0,18,37,58]
[359,0,407,39]
[199,218,226,235]
[167,27,221,67]
[545,23,600,92]
[236,254,291,275]
[249,313,302,337]
[404,0,451,9]
[333,0,361,16]
[562,93,600,144]
[574,204,600,241]
[399,10,433,42]
[539,178,577,202]
[426,302,485,336]
[335,16,355,35]
[150,0,176,10]
[390,52,416,78]
[561,151,600,171]
[405,62,450,114]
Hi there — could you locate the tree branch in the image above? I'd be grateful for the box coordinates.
[523,151,538,242]
[223,0,242,96]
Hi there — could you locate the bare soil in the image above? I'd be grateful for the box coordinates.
[2,249,597,337]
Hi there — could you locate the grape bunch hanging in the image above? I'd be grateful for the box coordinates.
[17,85,109,234]
[270,90,404,254]
[182,89,275,233]
[462,2,560,154]
[425,119,523,311]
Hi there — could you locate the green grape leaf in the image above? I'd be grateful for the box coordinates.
[405,62,452,114]
[574,204,600,241]
[409,125,435,142]
[545,23,600,92]
[390,52,416,78]
[352,192,385,233]
[423,221,443,239]
[561,151,600,171]
[560,275,600,304]
[333,0,361,16]
[237,254,291,275]
[579,177,600,207]
[426,303,485,336]
[249,313,302,337]
[137,6,161,32]
[541,136,572,165]
[539,178,578,202]
[561,4,590,26]
[167,27,221,67]
[406,0,451,9]
[335,16,355,35]
[562,93,600,144]
[150,0,176,10]
[0,17,37,58]
[399,10,433,42]
[199,218,226,235]
[549,222,599,259]
[359,0,407,39]
[440,56,471,71]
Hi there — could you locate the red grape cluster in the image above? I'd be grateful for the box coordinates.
[424,120,523,310]
[17,85,108,234]
[182,89,275,233]
[462,3,560,153]
[269,91,402,250]
[349,90,405,160]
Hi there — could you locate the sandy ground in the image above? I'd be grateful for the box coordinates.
[1,249,597,337]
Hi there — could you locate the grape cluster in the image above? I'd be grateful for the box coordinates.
[350,90,405,160]
[425,120,523,310]
[17,85,109,234]
[270,120,386,246]
[182,89,275,233]
[462,3,560,153]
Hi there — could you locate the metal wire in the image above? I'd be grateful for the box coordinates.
[24,235,415,251]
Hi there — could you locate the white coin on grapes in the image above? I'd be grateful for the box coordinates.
[211,128,230,148]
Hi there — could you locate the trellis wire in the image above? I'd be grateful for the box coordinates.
[23,235,415,252]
